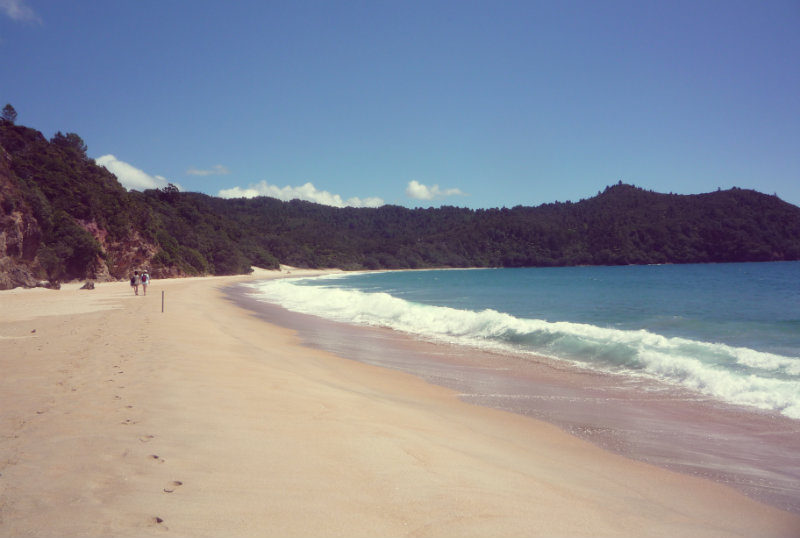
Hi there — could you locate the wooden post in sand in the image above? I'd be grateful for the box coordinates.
[161,290,164,313]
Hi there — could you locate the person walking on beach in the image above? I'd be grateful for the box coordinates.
[130,270,141,295]
[140,270,150,296]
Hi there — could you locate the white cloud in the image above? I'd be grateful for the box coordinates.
[187,164,230,176]
[96,154,175,191]
[0,0,40,22]
[218,180,384,208]
[406,180,466,201]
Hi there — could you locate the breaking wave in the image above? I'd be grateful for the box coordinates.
[245,277,800,419]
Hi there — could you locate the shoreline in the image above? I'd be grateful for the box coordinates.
[228,279,800,514]
[2,271,799,536]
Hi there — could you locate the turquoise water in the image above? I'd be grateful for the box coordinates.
[246,262,800,419]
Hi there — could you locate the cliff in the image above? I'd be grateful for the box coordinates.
[0,123,165,289]
[0,145,42,288]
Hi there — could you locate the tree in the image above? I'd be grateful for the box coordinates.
[1,104,17,124]
[51,131,88,155]
[159,183,180,203]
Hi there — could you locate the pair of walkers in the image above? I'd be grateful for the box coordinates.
[129,270,150,296]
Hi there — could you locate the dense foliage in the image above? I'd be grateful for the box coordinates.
[202,185,800,269]
[2,118,799,284]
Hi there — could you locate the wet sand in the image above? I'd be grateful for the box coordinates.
[1,270,799,537]
[229,282,800,514]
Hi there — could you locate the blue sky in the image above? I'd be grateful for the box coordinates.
[2,1,798,209]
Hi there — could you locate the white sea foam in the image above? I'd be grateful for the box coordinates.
[246,278,800,419]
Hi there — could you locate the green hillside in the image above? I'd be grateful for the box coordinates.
[1,118,799,288]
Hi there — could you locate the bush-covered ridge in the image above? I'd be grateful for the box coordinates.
[1,119,799,288]
[209,183,800,269]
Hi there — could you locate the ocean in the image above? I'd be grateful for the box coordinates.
[232,261,800,512]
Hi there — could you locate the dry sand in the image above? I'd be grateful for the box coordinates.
[1,269,799,537]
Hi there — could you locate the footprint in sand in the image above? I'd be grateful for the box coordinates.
[121,418,137,425]
[139,434,155,443]
[163,480,183,493]
[150,454,165,463]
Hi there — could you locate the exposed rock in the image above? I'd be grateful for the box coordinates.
[0,146,44,289]
[86,253,113,282]
[0,256,37,289]
[76,220,159,280]
[80,280,95,290]
[0,132,177,288]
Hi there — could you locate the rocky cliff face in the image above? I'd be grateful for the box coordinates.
[1,121,264,286]
[0,147,42,289]
[0,140,166,290]
[78,220,160,281]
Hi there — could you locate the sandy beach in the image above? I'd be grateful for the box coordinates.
[1,270,799,537]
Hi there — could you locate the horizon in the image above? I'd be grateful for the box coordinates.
[2,1,798,209]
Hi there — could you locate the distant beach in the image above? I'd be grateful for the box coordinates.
[1,269,799,537]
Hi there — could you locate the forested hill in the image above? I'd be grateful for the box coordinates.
[213,184,800,269]
[1,118,799,289]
